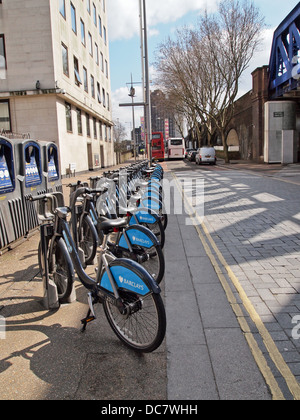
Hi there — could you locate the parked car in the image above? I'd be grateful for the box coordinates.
[195,147,217,165]
[187,149,197,162]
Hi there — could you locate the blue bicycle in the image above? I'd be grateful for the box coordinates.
[30,193,166,353]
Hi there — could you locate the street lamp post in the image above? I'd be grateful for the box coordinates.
[119,0,152,166]
[140,0,152,165]
[128,74,137,162]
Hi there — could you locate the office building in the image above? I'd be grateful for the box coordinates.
[0,0,114,175]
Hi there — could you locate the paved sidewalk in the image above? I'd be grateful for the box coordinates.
[171,160,300,400]
[0,159,290,400]
[163,170,271,400]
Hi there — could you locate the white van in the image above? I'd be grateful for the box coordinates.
[195,147,217,165]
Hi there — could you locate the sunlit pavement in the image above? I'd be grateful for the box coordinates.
[165,158,300,400]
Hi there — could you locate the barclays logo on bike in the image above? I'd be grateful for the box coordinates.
[131,235,151,247]
[119,275,145,292]
[138,214,155,223]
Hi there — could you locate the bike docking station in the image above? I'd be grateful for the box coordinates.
[33,190,77,310]
[39,141,62,194]
[0,136,19,249]
[37,191,78,310]
[14,139,46,234]
[14,139,60,310]
[40,142,76,308]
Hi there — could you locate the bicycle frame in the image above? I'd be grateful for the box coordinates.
[57,208,161,303]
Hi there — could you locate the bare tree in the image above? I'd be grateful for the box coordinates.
[113,119,127,150]
[198,0,265,162]
[156,30,212,146]
[155,0,265,162]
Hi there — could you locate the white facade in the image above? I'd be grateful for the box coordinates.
[0,0,115,175]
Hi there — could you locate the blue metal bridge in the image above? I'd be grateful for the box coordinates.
[269,2,300,99]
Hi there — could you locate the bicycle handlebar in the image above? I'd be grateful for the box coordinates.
[69,186,108,209]
[28,192,64,203]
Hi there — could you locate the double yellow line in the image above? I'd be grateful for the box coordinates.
[172,172,300,401]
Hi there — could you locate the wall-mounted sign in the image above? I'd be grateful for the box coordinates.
[273,112,284,118]
[0,154,13,190]
[25,155,41,187]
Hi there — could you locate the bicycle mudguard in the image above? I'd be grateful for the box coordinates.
[118,224,159,250]
[100,258,161,296]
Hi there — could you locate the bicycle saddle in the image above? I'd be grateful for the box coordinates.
[98,217,128,234]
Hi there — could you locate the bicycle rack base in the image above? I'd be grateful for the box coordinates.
[42,279,59,310]
[40,225,60,310]
[64,284,76,304]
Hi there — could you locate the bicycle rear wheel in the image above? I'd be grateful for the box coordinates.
[100,259,166,353]
[103,289,166,353]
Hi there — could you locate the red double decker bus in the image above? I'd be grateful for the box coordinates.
[151,132,165,161]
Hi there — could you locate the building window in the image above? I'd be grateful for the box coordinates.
[86,113,91,137]
[65,102,72,132]
[93,3,97,26]
[99,121,103,140]
[80,19,86,46]
[95,43,99,65]
[98,16,102,37]
[88,32,93,56]
[0,35,6,80]
[74,56,82,86]
[100,52,104,72]
[83,67,88,92]
[107,93,110,111]
[0,100,11,132]
[62,43,69,77]
[76,108,82,135]
[86,0,91,14]
[93,117,97,139]
[102,88,106,107]
[103,26,107,45]
[97,82,101,103]
[105,59,108,78]
[91,75,95,98]
[59,0,66,18]
[71,2,77,34]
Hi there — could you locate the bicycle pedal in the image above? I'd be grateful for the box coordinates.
[80,315,96,332]
[81,315,96,325]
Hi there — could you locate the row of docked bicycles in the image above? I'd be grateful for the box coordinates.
[29,161,167,353]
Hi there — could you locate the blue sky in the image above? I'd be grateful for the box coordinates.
[107,0,299,134]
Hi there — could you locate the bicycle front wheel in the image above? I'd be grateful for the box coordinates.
[103,291,166,353]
